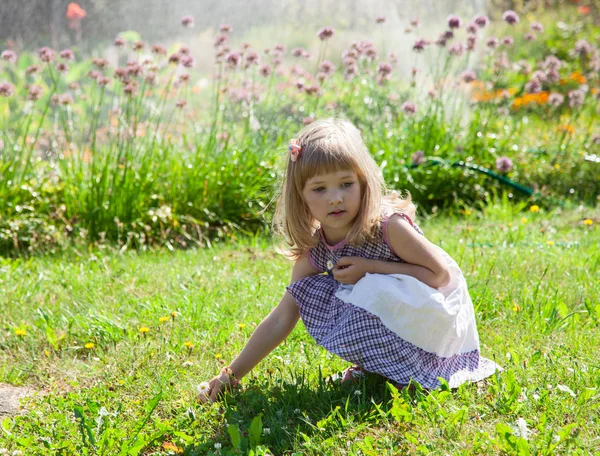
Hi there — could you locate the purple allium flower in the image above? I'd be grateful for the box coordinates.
[168,53,181,65]
[574,39,592,56]
[0,82,15,97]
[501,36,514,46]
[181,15,194,28]
[114,67,129,82]
[1,50,17,63]
[132,41,145,51]
[525,79,541,93]
[474,14,489,28]
[151,44,167,55]
[412,38,430,52]
[123,82,138,97]
[273,44,286,56]
[376,16,386,24]
[259,64,271,77]
[496,156,513,173]
[26,65,41,75]
[292,47,308,58]
[486,37,499,49]
[524,32,536,41]
[461,70,477,83]
[126,61,142,76]
[449,43,464,56]
[145,72,157,85]
[38,47,55,63]
[410,18,420,27]
[27,84,43,101]
[317,26,335,41]
[466,35,477,51]
[114,37,126,48]
[176,99,187,109]
[88,70,100,80]
[220,24,232,33]
[178,73,190,84]
[542,55,562,71]
[98,76,111,87]
[59,93,74,105]
[517,60,532,75]
[435,35,448,48]
[447,14,462,29]
[304,85,322,96]
[502,10,519,25]
[56,62,69,73]
[92,58,109,69]
[531,22,544,33]
[466,22,478,34]
[548,93,564,106]
[401,101,417,115]
[181,55,195,68]
[245,50,259,66]
[378,62,393,77]
[545,69,560,84]
[411,150,426,165]
[214,34,228,47]
[568,89,585,108]
[319,60,335,74]
[531,70,547,82]
[443,30,455,40]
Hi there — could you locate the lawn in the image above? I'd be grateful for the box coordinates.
[1,203,599,455]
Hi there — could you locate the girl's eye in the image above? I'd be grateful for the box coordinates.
[313,187,325,193]
[343,182,354,188]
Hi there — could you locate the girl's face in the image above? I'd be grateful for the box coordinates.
[302,169,362,244]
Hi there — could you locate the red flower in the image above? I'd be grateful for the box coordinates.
[66,3,86,20]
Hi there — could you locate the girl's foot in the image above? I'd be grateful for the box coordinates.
[326,365,366,385]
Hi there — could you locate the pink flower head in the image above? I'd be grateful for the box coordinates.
[92,58,109,68]
[114,37,126,47]
[27,84,44,101]
[133,41,145,51]
[181,55,195,68]
[531,22,544,33]
[259,64,271,77]
[245,50,259,66]
[26,65,41,75]
[502,10,519,25]
[496,156,513,173]
[466,22,478,34]
[123,82,138,97]
[0,82,15,97]
[449,43,464,56]
[181,15,194,28]
[466,35,477,51]
[317,26,335,41]
[319,60,335,74]
[289,139,301,162]
[524,32,536,41]
[486,37,499,49]
[401,101,417,115]
[447,14,462,29]
[376,16,386,24]
[38,47,55,63]
[411,150,425,165]
[474,15,489,28]
[501,36,514,47]
[1,50,17,63]
[59,93,74,105]
[412,38,430,52]
[378,62,393,76]
[525,79,541,93]
[225,51,241,68]
[56,62,69,73]
[568,89,585,108]
[410,18,420,27]
[461,70,476,83]
[574,39,592,56]
[214,34,228,47]
[176,99,187,109]
[220,24,232,33]
[548,92,564,106]
[151,44,167,55]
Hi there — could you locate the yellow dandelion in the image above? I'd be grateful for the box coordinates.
[529,205,539,213]
[44,350,50,357]
[85,342,95,349]
[508,223,513,227]
[238,323,246,329]
[15,329,26,337]
[171,311,178,318]
[554,164,561,170]
[521,218,528,224]
[584,219,593,226]
[184,341,194,348]
[547,240,555,246]
[159,316,169,323]
[512,304,521,312]
[215,353,222,359]
[139,326,150,333]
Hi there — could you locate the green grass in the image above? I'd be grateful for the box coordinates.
[0,205,599,455]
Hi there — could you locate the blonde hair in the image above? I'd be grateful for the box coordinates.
[271,118,414,261]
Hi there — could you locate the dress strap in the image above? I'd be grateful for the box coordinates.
[381,211,420,257]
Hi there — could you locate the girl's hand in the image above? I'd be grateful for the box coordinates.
[198,368,239,403]
[332,256,373,285]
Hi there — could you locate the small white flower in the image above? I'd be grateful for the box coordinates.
[197,381,210,396]
[11,451,23,456]
[294,408,301,414]
[556,384,576,397]
[182,361,194,367]
[327,260,334,270]
[532,393,540,401]
[0,449,8,455]
[354,390,362,396]
[263,427,271,435]
[214,442,222,449]
[512,417,531,440]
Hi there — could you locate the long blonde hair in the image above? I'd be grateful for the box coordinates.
[271,118,414,261]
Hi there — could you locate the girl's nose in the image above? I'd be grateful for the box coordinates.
[329,192,343,205]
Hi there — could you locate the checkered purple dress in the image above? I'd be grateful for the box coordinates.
[286,212,498,389]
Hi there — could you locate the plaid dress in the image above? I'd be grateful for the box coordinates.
[286,212,499,389]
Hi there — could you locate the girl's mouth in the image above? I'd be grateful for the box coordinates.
[329,210,346,217]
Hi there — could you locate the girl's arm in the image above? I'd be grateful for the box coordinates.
[379,214,451,288]
[202,254,319,402]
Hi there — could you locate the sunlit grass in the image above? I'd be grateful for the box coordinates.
[0,207,598,454]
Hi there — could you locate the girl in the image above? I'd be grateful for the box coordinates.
[199,118,499,403]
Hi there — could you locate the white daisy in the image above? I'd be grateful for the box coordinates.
[214,442,222,449]
[327,260,334,270]
[197,381,211,397]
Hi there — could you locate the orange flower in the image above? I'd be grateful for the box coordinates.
[558,124,575,134]
[66,3,86,20]
[569,71,587,84]
[578,5,591,14]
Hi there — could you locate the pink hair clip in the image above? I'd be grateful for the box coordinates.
[289,138,301,162]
